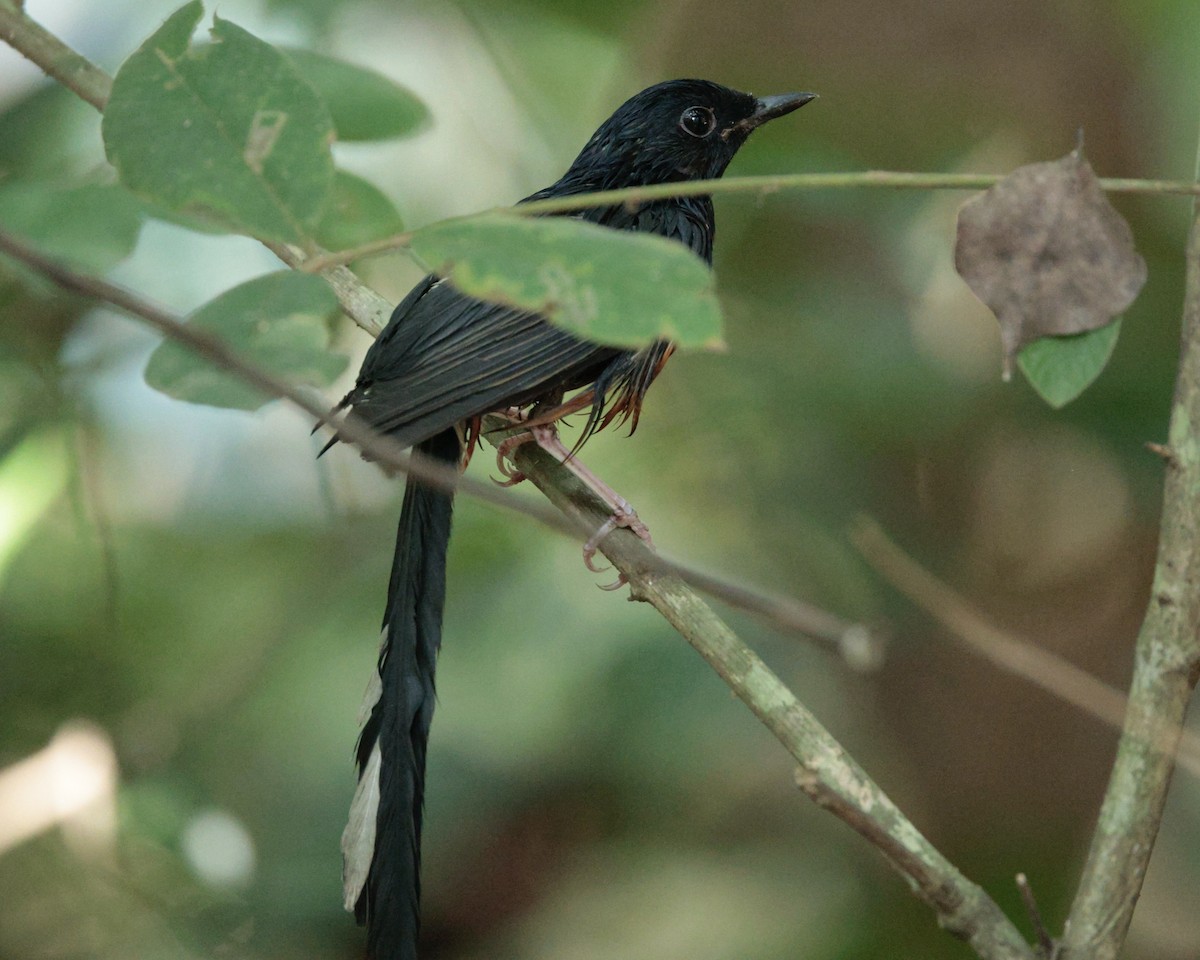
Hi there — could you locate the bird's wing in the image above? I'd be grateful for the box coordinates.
[346,277,623,448]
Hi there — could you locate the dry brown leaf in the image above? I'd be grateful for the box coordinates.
[954,149,1146,378]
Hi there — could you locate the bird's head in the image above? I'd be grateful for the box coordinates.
[566,79,816,187]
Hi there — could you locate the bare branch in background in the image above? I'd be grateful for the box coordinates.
[850,516,1200,777]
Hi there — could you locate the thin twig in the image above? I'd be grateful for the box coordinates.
[1015,873,1055,957]
[299,231,415,274]
[299,170,1200,273]
[849,516,1200,778]
[0,0,111,109]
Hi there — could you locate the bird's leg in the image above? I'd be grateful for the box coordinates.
[492,433,532,486]
[490,413,653,587]
[490,407,532,486]
[521,424,654,590]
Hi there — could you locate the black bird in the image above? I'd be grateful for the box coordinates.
[333,79,814,960]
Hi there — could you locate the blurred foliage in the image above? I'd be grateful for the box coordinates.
[279,46,430,142]
[143,272,345,410]
[2,1,1200,959]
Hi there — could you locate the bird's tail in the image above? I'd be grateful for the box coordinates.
[342,428,461,960]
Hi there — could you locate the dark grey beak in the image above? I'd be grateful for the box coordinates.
[724,91,817,139]
[753,92,818,125]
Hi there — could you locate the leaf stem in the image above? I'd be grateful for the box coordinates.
[297,170,1200,273]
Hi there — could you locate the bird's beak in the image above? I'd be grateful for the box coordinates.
[752,92,818,126]
[723,91,817,139]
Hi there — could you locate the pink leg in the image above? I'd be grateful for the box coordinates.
[524,425,654,589]
[490,408,532,487]
[491,419,653,586]
[492,432,531,486]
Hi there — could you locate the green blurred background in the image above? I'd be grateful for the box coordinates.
[2,0,1199,957]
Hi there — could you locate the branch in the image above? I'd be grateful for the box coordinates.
[1058,163,1200,960]
[851,516,1200,777]
[0,0,111,110]
[497,428,1035,960]
[300,170,1200,274]
[264,240,390,337]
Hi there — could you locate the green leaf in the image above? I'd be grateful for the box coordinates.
[102,1,335,244]
[1017,319,1122,408]
[0,181,145,274]
[410,213,724,349]
[313,170,404,252]
[280,48,430,142]
[144,272,347,410]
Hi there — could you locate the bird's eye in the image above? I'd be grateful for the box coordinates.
[678,106,716,138]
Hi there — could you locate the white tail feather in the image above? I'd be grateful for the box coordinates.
[342,628,388,911]
[342,738,381,911]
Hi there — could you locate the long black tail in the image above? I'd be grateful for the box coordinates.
[342,429,461,960]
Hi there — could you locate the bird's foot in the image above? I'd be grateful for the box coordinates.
[583,499,654,590]
[492,431,532,486]
[522,423,654,589]
[491,419,654,589]
[490,407,538,485]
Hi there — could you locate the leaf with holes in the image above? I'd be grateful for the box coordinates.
[102,1,335,244]
[144,271,346,410]
[410,213,724,349]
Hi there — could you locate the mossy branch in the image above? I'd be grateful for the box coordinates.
[1058,154,1200,960]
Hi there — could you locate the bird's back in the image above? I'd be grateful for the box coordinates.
[341,193,713,450]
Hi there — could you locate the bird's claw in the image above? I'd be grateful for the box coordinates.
[583,518,617,572]
[582,499,654,590]
[492,431,533,486]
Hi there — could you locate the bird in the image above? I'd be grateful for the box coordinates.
[330,78,815,960]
